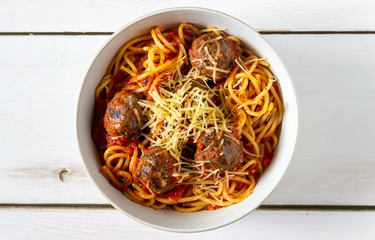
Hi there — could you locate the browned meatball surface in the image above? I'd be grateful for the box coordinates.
[189,33,237,80]
[135,147,178,194]
[195,131,242,173]
[104,90,145,139]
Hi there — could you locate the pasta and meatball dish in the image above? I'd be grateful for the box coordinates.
[92,23,283,212]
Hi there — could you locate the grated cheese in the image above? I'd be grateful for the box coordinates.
[243,57,268,65]
[139,69,237,185]
[235,58,251,76]
[140,72,232,161]
[198,36,222,52]
[201,27,228,33]
[205,66,231,73]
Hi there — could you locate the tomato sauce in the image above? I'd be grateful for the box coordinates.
[106,135,128,147]
[92,96,108,147]
[207,205,224,211]
[92,124,107,147]
[262,151,274,169]
[157,185,188,202]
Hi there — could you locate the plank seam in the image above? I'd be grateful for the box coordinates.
[260,31,375,34]
[0,31,374,36]
[1,204,374,211]
[0,32,114,36]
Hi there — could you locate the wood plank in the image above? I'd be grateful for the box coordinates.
[0,208,374,239]
[268,34,375,205]
[0,36,109,204]
[0,0,374,32]
[0,34,374,205]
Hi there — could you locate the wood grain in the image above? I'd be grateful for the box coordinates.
[0,34,374,205]
[0,36,108,204]
[0,208,374,239]
[0,0,374,32]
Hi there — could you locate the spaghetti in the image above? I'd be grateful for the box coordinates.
[92,23,283,212]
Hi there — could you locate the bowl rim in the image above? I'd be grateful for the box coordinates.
[76,6,299,233]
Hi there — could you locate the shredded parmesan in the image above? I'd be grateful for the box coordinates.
[243,57,268,65]
[198,36,222,52]
[205,66,231,73]
[201,27,228,33]
[140,74,232,161]
[139,70,237,185]
[235,58,251,76]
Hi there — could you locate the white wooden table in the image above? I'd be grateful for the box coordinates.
[1,1,375,239]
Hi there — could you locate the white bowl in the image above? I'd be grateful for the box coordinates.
[76,7,299,232]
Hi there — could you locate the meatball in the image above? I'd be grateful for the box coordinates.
[195,131,242,173]
[104,90,145,139]
[135,147,178,194]
[189,33,237,80]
